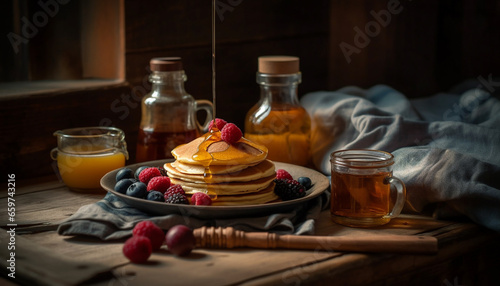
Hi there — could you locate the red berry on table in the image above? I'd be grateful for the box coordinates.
[132,220,165,251]
[147,176,171,193]
[221,123,242,144]
[191,192,212,206]
[276,169,293,180]
[138,167,162,184]
[208,118,227,131]
[165,225,196,256]
[122,236,152,263]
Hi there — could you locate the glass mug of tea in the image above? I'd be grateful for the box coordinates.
[51,127,129,191]
[330,149,406,227]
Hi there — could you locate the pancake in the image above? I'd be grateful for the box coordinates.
[170,174,276,195]
[169,160,255,175]
[165,160,275,183]
[172,136,268,166]
[189,184,279,206]
[168,129,277,206]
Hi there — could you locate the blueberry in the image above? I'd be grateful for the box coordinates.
[146,191,165,202]
[126,182,148,198]
[114,178,137,194]
[116,168,134,182]
[134,166,149,179]
[298,177,312,190]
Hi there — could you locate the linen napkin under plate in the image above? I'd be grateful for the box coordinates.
[57,191,330,240]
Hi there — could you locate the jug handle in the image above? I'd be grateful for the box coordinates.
[195,100,214,133]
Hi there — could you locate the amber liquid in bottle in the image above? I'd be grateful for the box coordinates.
[137,129,199,162]
[245,57,311,167]
[136,56,213,163]
[245,106,310,166]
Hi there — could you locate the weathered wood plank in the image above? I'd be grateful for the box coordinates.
[0,185,104,228]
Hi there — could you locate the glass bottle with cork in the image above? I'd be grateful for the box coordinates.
[136,57,213,162]
[244,55,311,166]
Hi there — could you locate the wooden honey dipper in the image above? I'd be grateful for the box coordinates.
[194,226,438,254]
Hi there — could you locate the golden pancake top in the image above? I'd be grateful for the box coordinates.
[171,131,268,166]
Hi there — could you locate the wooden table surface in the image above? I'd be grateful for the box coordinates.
[1,178,499,286]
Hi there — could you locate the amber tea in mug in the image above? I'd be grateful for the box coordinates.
[330,150,406,227]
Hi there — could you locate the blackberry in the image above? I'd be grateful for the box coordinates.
[165,193,189,205]
[164,184,185,199]
[274,179,306,201]
[157,166,168,177]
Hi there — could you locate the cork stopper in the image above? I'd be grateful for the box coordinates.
[150,57,183,72]
[258,56,300,74]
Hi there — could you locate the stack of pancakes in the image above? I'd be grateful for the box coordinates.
[164,135,278,206]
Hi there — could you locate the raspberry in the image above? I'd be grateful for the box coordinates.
[208,118,227,131]
[147,176,171,193]
[132,221,165,251]
[122,236,152,263]
[164,184,185,199]
[276,169,293,180]
[273,179,306,201]
[138,167,162,184]
[165,193,189,205]
[221,123,242,144]
[191,192,212,206]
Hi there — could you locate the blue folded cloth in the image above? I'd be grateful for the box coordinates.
[301,83,500,232]
[57,192,330,240]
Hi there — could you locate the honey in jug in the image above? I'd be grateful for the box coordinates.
[244,56,311,166]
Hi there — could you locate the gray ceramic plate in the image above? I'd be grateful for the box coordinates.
[100,159,329,219]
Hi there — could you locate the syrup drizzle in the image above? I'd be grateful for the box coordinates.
[191,0,218,200]
[211,0,216,121]
[192,129,219,200]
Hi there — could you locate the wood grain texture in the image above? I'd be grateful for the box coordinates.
[0,180,498,286]
[195,226,438,254]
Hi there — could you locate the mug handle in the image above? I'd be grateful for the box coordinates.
[50,148,59,160]
[195,99,214,133]
[384,176,406,219]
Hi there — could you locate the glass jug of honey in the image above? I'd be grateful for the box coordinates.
[136,57,213,162]
[244,56,311,166]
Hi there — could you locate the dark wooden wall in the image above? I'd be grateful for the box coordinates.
[2,0,499,180]
[328,0,500,98]
[125,0,330,129]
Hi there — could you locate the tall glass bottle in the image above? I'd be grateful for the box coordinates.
[136,57,213,162]
[244,56,311,166]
